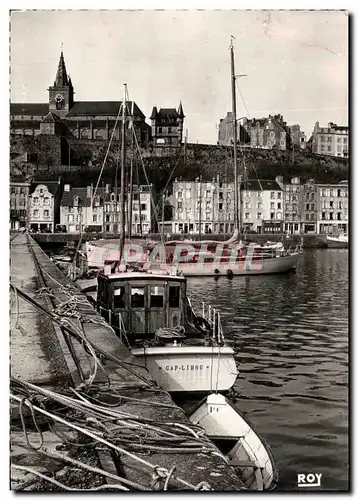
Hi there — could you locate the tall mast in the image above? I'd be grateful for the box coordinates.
[198,175,202,239]
[161,192,165,240]
[230,38,240,232]
[128,101,135,239]
[119,84,127,259]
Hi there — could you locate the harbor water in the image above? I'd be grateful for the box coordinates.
[186,249,349,491]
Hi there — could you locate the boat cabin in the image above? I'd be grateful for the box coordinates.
[97,270,192,341]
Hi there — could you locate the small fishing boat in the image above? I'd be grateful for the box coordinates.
[91,263,238,394]
[76,85,237,395]
[326,233,348,249]
[189,393,279,491]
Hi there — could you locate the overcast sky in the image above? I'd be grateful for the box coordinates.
[10,10,348,144]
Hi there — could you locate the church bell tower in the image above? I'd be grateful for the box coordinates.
[48,51,74,116]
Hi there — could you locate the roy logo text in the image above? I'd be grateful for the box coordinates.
[297,473,322,488]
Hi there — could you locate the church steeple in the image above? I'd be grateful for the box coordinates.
[178,101,184,118]
[54,51,69,87]
[48,50,74,116]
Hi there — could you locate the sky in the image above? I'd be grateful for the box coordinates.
[10,9,348,144]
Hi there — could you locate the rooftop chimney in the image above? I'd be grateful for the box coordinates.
[64,184,70,192]
[87,185,92,199]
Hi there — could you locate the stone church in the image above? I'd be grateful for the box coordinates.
[10,51,152,165]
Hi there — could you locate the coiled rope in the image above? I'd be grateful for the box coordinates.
[11,392,212,491]
[11,378,216,491]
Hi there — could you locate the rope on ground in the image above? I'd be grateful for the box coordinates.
[35,286,54,297]
[19,397,43,451]
[75,387,181,410]
[13,379,203,444]
[13,281,154,388]
[164,465,176,491]
[11,387,213,491]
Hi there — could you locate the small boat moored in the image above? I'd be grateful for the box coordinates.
[326,233,348,249]
[189,393,279,491]
[89,264,238,394]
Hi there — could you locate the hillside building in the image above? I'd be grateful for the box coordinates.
[289,124,306,149]
[217,112,251,146]
[150,104,184,147]
[240,114,292,151]
[307,122,348,158]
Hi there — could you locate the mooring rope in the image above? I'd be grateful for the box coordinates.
[10,283,156,389]
[11,392,212,491]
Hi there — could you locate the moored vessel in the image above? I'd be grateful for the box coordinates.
[189,392,279,490]
[326,233,348,249]
[79,84,238,394]
[86,264,238,394]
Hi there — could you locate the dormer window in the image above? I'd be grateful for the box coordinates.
[94,196,100,207]
[73,196,79,206]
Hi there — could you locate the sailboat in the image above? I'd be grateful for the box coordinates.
[84,46,302,277]
[150,41,302,276]
[81,84,238,394]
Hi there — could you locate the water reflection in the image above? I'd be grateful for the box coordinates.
[187,249,349,491]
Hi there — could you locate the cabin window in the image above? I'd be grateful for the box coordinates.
[131,287,145,308]
[169,286,180,308]
[150,286,164,307]
[113,286,125,308]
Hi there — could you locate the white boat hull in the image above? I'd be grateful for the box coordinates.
[86,243,121,268]
[86,240,149,268]
[326,235,348,249]
[86,239,301,276]
[131,346,238,393]
[176,252,301,276]
[189,393,278,490]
